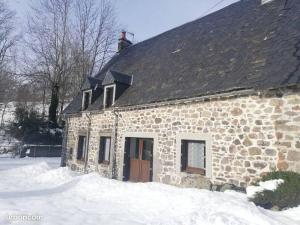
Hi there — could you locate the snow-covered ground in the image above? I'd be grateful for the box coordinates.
[0,158,299,225]
[0,157,60,171]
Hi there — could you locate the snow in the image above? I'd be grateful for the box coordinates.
[0,157,60,171]
[246,179,284,198]
[0,159,299,225]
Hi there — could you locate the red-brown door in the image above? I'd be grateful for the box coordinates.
[129,139,152,182]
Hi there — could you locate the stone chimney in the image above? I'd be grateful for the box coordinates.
[118,31,132,52]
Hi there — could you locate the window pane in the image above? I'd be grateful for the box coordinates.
[104,138,111,161]
[187,141,205,169]
[82,136,87,160]
[142,139,153,161]
[105,87,114,107]
[77,136,86,160]
[99,137,111,163]
[83,92,90,110]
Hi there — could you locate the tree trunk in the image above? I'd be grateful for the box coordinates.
[42,85,46,120]
[48,83,59,124]
[0,103,7,129]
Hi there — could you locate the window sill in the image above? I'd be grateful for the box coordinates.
[182,167,206,176]
[99,160,110,165]
[76,159,86,164]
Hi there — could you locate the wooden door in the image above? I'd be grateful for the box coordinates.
[129,139,152,182]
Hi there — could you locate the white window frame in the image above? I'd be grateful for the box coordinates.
[103,84,116,108]
[261,0,274,5]
[176,133,212,178]
[82,90,92,110]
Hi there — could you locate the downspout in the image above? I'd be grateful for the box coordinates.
[60,115,68,167]
[112,109,119,179]
[84,113,92,173]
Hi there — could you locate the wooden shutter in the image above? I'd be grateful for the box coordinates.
[181,140,188,171]
[98,137,105,163]
[77,136,85,160]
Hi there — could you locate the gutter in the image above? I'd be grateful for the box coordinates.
[84,113,92,173]
[112,110,119,179]
[60,115,68,167]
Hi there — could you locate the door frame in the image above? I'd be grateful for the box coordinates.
[120,132,159,182]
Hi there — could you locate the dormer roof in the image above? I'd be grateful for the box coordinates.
[102,70,133,86]
[82,77,103,90]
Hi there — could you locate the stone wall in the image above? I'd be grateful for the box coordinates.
[65,90,300,188]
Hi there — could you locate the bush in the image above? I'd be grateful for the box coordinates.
[250,171,300,210]
[9,105,62,145]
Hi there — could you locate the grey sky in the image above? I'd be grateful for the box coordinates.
[8,0,239,42]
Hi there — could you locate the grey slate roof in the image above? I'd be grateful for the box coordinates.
[64,0,300,115]
[102,70,133,86]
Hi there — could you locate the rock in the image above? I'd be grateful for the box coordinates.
[231,108,243,116]
[270,99,283,106]
[211,185,219,191]
[255,120,263,125]
[221,157,229,164]
[243,137,253,146]
[220,183,234,192]
[253,161,267,169]
[249,147,261,155]
[172,121,181,126]
[287,151,300,161]
[277,161,289,170]
[233,139,241,145]
[271,206,280,211]
[265,149,276,156]
[275,132,283,139]
[257,140,270,146]
[225,165,232,172]
[219,183,246,193]
[155,118,162,124]
[244,161,251,167]
[276,142,292,148]
[247,168,256,174]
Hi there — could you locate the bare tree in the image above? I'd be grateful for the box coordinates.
[0,71,17,128]
[24,0,72,124]
[71,0,117,90]
[0,0,18,129]
[0,0,16,69]
[22,0,118,125]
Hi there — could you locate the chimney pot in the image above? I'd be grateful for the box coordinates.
[118,31,132,52]
[121,31,126,39]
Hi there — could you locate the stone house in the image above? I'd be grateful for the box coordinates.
[62,0,300,188]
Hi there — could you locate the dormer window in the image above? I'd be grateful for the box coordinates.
[82,90,92,111]
[103,84,115,108]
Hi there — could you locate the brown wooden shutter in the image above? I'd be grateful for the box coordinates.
[181,140,188,171]
[77,136,85,160]
[98,137,105,163]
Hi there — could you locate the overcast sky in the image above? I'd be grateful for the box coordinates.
[8,0,239,42]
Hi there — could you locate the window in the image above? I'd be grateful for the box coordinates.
[82,91,92,110]
[77,136,87,161]
[104,85,115,108]
[98,136,111,164]
[181,140,206,175]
